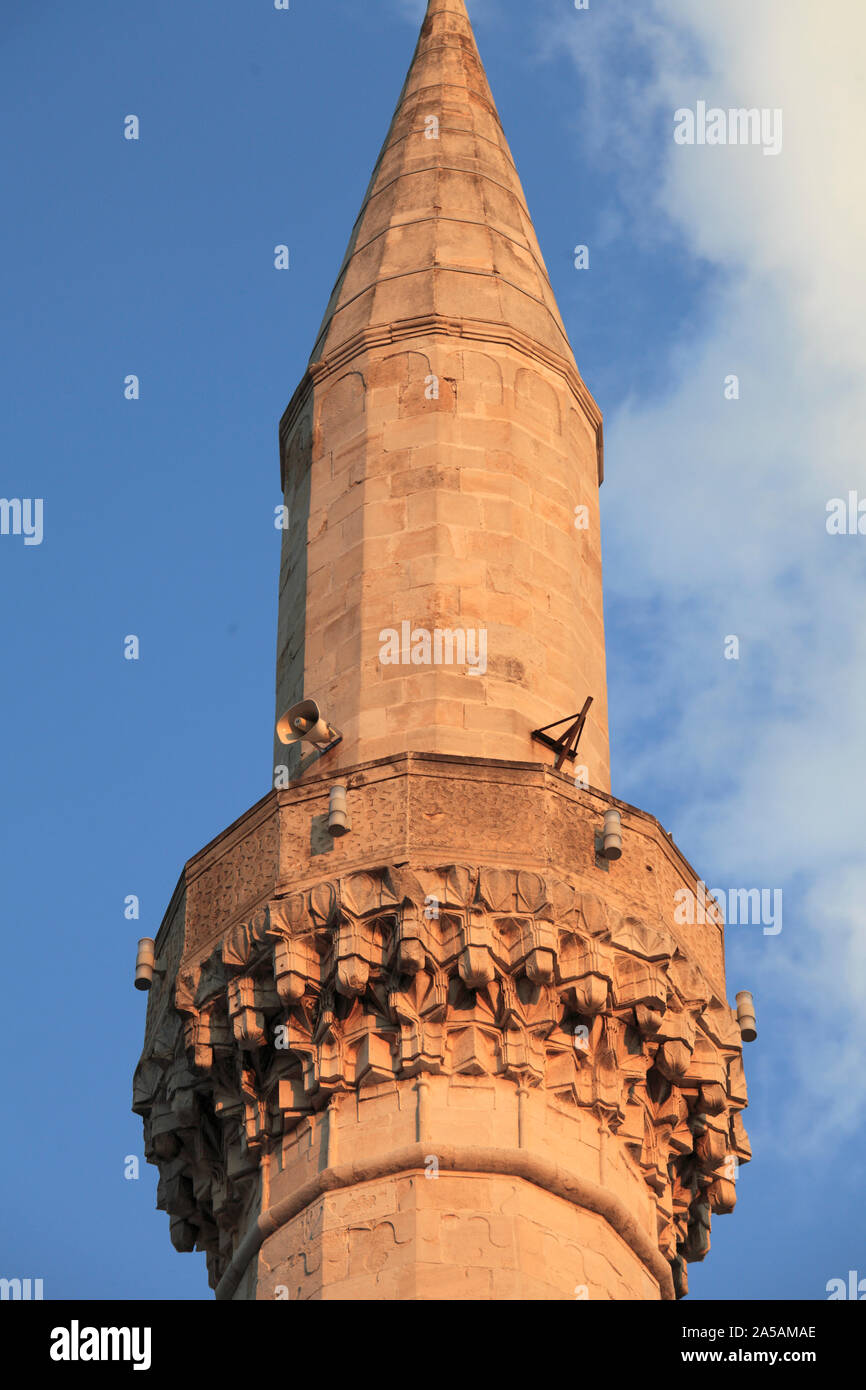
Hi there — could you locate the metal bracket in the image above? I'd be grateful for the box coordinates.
[531,697,593,772]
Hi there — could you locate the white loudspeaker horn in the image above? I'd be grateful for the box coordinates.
[276,699,341,751]
[134,938,156,992]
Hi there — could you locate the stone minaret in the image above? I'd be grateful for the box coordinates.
[134,0,750,1301]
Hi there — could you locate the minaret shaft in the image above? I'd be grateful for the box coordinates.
[275,0,609,790]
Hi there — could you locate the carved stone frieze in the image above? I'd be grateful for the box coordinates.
[134,861,749,1294]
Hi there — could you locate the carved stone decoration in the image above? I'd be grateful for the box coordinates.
[134,861,749,1294]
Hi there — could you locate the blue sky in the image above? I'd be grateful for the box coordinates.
[1,0,863,1300]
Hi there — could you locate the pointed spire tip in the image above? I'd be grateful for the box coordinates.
[425,0,471,18]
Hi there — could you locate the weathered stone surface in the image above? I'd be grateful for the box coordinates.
[274,0,609,789]
[134,754,747,1297]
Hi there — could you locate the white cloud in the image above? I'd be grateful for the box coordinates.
[541,0,866,1150]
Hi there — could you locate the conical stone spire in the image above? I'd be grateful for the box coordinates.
[277,0,609,788]
[311,0,579,373]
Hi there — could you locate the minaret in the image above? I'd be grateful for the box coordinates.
[134,0,750,1301]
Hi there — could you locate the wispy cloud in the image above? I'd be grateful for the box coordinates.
[539,0,866,1150]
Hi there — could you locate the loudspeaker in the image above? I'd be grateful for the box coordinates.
[135,938,156,992]
[601,808,622,860]
[735,990,757,1042]
[327,785,351,837]
[276,699,341,749]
